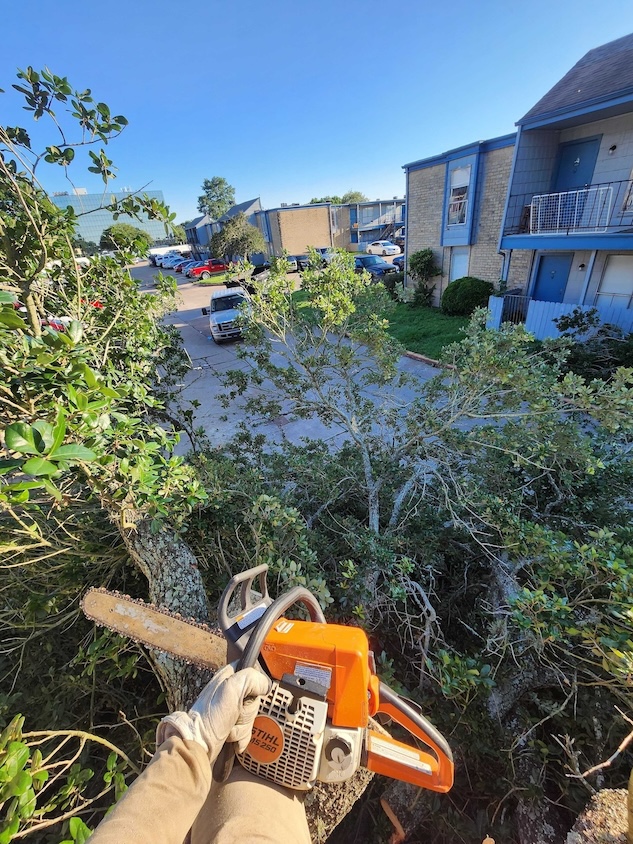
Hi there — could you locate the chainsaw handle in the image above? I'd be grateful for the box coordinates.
[218,565,272,653]
[365,682,454,792]
[238,586,326,671]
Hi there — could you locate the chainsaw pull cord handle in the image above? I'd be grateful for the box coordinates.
[214,586,326,783]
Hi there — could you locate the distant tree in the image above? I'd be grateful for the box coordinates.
[309,195,342,204]
[341,190,368,203]
[100,223,153,253]
[309,191,368,204]
[72,235,99,256]
[197,176,235,218]
[211,212,265,261]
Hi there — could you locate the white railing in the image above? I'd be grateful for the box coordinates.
[530,186,612,234]
[487,295,633,340]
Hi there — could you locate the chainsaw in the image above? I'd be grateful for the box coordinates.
[81,565,453,793]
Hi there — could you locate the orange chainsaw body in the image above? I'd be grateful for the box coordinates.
[260,618,378,728]
[256,615,452,793]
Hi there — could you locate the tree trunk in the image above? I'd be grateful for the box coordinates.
[119,519,213,710]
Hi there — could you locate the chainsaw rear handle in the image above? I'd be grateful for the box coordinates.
[365,682,454,793]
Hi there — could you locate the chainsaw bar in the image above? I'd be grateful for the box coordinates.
[81,588,227,670]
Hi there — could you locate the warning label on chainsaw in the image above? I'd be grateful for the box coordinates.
[295,662,332,690]
[246,715,285,765]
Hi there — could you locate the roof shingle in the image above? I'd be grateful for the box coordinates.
[520,32,633,124]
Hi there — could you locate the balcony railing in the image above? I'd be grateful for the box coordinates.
[503,179,633,236]
[487,294,633,340]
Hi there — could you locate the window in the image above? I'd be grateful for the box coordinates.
[449,247,469,282]
[596,255,633,309]
[447,166,471,226]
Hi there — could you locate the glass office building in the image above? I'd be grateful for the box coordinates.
[50,189,169,247]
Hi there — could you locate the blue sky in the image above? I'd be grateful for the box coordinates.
[3,0,633,223]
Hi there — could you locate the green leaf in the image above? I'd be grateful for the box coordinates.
[32,420,54,450]
[69,816,92,843]
[67,320,83,343]
[6,770,32,797]
[22,457,58,477]
[49,444,96,462]
[49,408,67,455]
[3,742,29,779]
[0,816,20,844]
[0,308,28,330]
[4,423,44,455]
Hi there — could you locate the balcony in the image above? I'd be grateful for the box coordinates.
[503,179,633,237]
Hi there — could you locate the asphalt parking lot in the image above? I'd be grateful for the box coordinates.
[130,261,435,452]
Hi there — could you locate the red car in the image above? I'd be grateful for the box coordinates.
[187,259,228,279]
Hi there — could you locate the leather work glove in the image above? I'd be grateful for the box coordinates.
[156,663,271,763]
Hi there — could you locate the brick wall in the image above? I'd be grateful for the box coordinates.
[406,144,533,305]
[277,207,332,254]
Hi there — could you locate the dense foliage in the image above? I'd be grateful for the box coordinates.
[210,211,265,261]
[441,275,495,315]
[407,248,441,307]
[553,306,633,381]
[215,253,633,841]
[1,67,207,842]
[309,191,368,204]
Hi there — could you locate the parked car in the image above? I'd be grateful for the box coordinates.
[201,287,251,343]
[184,261,206,278]
[354,254,398,280]
[366,240,401,256]
[188,259,229,279]
[174,259,198,273]
[394,231,405,249]
[155,253,181,268]
[283,256,298,272]
[315,247,336,265]
[160,255,185,269]
[392,255,405,272]
[295,254,315,271]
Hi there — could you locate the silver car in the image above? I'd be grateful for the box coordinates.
[201,287,251,343]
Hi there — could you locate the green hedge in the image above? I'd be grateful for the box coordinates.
[441,276,494,316]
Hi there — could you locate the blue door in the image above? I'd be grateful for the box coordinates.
[532,254,573,303]
[553,138,600,191]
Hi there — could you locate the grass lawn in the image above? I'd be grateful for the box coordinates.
[386,304,468,359]
[197,272,228,285]
[291,290,468,360]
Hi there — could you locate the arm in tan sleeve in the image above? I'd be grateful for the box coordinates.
[89,737,211,844]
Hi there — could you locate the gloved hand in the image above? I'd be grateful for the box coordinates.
[156,663,271,763]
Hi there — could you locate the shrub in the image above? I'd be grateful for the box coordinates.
[408,248,441,309]
[382,270,402,299]
[441,276,494,316]
[412,281,435,308]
